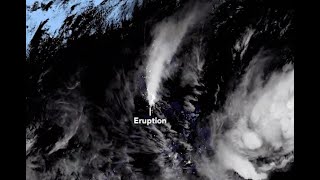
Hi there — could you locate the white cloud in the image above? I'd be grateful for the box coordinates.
[199,51,294,180]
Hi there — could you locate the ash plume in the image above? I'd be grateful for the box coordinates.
[145,1,210,107]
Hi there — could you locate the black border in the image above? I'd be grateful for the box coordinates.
[2,0,25,179]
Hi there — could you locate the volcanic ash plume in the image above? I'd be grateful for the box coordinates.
[145,3,208,107]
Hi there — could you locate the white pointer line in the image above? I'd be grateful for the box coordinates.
[149,106,152,116]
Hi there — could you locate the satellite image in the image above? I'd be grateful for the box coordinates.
[26,0,294,179]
